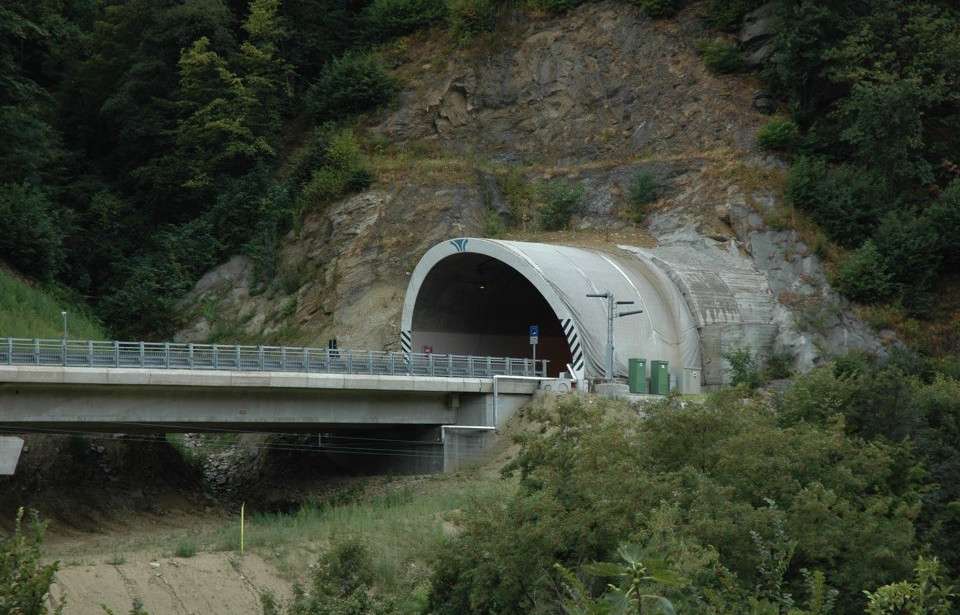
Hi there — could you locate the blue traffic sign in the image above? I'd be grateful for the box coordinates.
[529,325,539,337]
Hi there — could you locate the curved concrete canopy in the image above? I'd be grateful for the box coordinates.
[401,238,702,385]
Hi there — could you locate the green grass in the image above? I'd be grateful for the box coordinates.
[208,474,513,587]
[0,269,107,340]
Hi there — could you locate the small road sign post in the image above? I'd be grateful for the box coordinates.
[529,325,539,363]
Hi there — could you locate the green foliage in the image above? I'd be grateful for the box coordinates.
[622,0,680,19]
[0,182,64,281]
[833,241,894,304]
[626,170,657,221]
[0,508,64,615]
[426,394,919,615]
[263,538,410,615]
[722,343,764,388]
[699,0,767,32]
[783,157,889,249]
[363,0,448,42]
[864,557,954,615]
[306,51,400,121]
[695,37,746,74]
[301,129,375,206]
[538,180,585,231]
[174,538,198,558]
[561,544,683,615]
[448,0,498,43]
[756,118,800,152]
[101,597,150,615]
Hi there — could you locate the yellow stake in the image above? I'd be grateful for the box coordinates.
[240,501,245,555]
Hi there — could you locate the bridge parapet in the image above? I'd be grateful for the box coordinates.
[0,338,547,378]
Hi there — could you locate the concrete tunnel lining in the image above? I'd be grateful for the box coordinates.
[401,238,703,387]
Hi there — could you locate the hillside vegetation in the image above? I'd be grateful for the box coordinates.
[1,0,958,344]
[9,373,960,615]
[0,269,105,339]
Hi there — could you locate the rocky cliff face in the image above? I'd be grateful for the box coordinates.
[176,1,885,369]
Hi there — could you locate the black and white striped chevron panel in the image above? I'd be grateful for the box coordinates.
[561,319,583,375]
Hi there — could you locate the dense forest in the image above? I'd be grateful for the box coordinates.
[1,0,958,339]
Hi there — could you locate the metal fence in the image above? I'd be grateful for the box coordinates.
[0,338,547,378]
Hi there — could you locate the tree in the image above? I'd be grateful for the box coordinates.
[0,182,64,281]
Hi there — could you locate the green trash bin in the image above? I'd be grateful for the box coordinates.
[650,360,669,395]
[628,358,647,393]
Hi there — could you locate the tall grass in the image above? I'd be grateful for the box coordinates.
[0,270,106,339]
[209,475,513,588]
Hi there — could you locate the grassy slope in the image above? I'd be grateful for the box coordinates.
[0,268,106,340]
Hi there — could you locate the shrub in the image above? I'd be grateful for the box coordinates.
[448,0,497,43]
[0,508,64,615]
[700,0,766,31]
[301,130,374,205]
[833,240,894,304]
[626,170,657,221]
[362,0,447,41]
[722,343,764,388]
[538,180,585,231]
[783,157,888,249]
[695,37,746,74]
[756,117,800,152]
[306,51,400,121]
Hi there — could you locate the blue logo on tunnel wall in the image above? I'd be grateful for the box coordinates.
[450,238,469,252]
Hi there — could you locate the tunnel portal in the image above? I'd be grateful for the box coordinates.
[408,252,572,376]
[401,237,777,392]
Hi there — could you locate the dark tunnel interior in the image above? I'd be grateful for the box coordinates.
[410,253,572,376]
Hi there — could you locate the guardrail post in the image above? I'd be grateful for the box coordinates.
[114,341,119,367]
[4,339,10,365]
[87,340,93,366]
[34,339,40,366]
[428,353,435,376]
[163,343,170,368]
[367,350,373,374]
[138,341,145,367]
[303,348,309,372]
[258,346,264,371]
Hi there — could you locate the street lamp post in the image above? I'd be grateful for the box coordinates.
[61,311,68,343]
[586,291,643,380]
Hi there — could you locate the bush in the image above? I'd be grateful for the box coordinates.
[0,182,64,281]
[538,180,585,231]
[448,0,497,43]
[306,51,400,121]
[695,37,746,74]
[833,241,894,304]
[626,170,657,221]
[722,343,764,388]
[756,117,800,152]
[426,395,919,615]
[0,508,64,615]
[301,130,374,205]
[700,0,766,31]
[362,0,447,41]
[783,157,889,249]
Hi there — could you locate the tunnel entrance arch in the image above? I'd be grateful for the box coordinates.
[401,245,582,377]
[401,238,703,384]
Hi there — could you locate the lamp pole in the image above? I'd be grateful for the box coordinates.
[586,291,643,380]
[61,311,68,343]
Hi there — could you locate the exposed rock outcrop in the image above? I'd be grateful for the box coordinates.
[176,1,887,371]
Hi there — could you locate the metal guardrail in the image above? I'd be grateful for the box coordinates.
[0,338,548,378]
